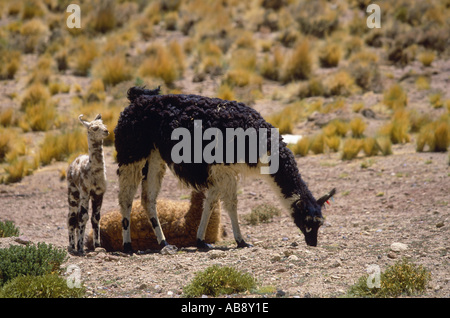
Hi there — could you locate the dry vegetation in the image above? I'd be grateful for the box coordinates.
[0,0,448,183]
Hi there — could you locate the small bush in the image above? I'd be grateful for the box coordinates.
[347,259,431,298]
[281,40,312,83]
[383,84,407,110]
[19,18,48,53]
[418,51,435,67]
[376,136,393,156]
[310,133,325,154]
[3,159,34,184]
[90,0,116,33]
[342,138,362,160]
[0,274,85,298]
[93,54,133,86]
[417,120,450,152]
[325,71,355,97]
[72,38,99,76]
[20,82,51,111]
[362,137,379,157]
[350,117,366,138]
[0,242,67,286]
[0,220,20,238]
[23,101,56,132]
[38,129,88,166]
[319,43,341,68]
[244,203,281,225]
[298,77,326,98]
[429,93,443,109]
[325,135,341,152]
[183,265,256,297]
[139,43,183,86]
[0,49,21,80]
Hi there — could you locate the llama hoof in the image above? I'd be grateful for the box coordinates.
[196,239,213,250]
[236,240,253,248]
[160,244,178,255]
[123,242,134,254]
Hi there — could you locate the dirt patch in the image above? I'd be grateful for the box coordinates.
[1,141,448,298]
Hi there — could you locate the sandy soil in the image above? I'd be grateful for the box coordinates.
[1,139,448,298]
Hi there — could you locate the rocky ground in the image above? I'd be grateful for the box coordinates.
[1,140,448,298]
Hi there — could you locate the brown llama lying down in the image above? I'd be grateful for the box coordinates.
[86,191,222,252]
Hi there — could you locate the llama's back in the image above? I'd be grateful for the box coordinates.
[115,90,276,166]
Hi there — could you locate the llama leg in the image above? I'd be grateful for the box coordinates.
[118,161,144,253]
[76,193,90,253]
[67,184,79,252]
[90,192,103,249]
[141,151,170,248]
[220,175,252,248]
[196,187,221,249]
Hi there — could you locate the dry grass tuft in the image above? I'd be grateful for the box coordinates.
[350,117,366,138]
[383,83,408,110]
[281,40,312,83]
[319,43,341,68]
[93,54,133,86]
[342,138,362,160]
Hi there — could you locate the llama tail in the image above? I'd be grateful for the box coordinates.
[127,86,161,103]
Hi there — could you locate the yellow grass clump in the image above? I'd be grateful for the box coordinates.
[93,54,133,86]
[291,136,310,157]
[72,37,99,76]
[38,129,88,166]
[20,82,51,111]
[383,84,408,110]
[342,138,362,160]
[0,49,21,80]
[362,137,379,157]
[281,40,312,83]
[350,117,366,138]
[417,120,450,152]
[319,43,341,68]
[418,50,435,67]
[139,42,185,86]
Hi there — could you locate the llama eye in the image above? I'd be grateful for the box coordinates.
[92,127,99,131]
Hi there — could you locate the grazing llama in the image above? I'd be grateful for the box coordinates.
[114,87,335,253]
[67,114,109,254]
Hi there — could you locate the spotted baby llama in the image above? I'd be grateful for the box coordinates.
[67,114,109,254]
[114,87,336,253]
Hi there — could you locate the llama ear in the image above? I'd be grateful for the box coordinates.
[79,114,90,128]
[317,188,336,206]
[94,114,102,121]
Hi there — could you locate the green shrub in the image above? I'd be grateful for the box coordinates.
[244,203,281,225]
[183,265,256,297]
[0,274,85,298]
[0,243,67,286]
[347,259,431,298]
[0,220,20,238]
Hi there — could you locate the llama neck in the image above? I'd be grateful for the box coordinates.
[88,137,105,167]
[268,147,315,207]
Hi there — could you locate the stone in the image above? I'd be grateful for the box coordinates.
[387,251,397,259]
[390,242,408,252]
[14,236,31,245]
[208,250,226,259]
[288,255,299,261]
[330,260,342,268]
